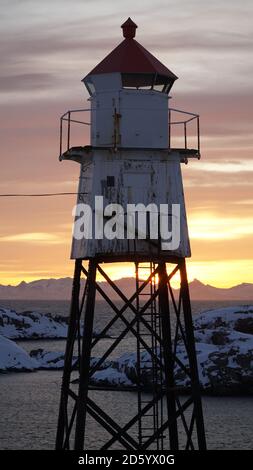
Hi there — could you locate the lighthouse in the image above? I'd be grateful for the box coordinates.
[56,18,206,450]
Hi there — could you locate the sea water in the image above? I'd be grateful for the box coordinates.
[0,299,252,450]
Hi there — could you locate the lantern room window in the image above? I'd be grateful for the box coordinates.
[122,73,153,89]
[85,80,96,95]
[121,73,173,94]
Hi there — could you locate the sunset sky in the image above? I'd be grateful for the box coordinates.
[0,0,253,287]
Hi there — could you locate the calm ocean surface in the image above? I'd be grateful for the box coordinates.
[0,299,252,450]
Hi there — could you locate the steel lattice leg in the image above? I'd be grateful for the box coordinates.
[56,259,82,450]
[74,259,97,450]
[55,258,206,450]
[179,259,206,450]
[158,262,179,450]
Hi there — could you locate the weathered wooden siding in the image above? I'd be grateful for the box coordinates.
[89,81,168,149]
[70,149,191,259]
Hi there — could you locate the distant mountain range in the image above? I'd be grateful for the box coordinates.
[0,277,253,301]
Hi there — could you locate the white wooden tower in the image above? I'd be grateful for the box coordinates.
[56,18,206,451]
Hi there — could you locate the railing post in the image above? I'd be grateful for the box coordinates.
[59,109,91,158]
[60,117,63,158]
[168,108,171,149]
[67,111,71,151]
[184,122,187,149]
[197,116,200,155]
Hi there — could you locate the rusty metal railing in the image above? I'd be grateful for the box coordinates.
[169,107,200,156]
[59,108,90,158]
[59,107,200,157]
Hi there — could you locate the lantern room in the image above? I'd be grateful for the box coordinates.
[82,18,178,149]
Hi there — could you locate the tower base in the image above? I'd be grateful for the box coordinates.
[55,258,206,450]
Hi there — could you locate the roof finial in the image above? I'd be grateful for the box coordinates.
[121,18,138,39]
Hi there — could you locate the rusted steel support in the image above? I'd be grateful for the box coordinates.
[74,260,97,450]
[158,262,179,450]
[55,259,82,449]
[179,259,206,450]
[56,257,206,450]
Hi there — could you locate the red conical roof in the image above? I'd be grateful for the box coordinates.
[84,18,177,81]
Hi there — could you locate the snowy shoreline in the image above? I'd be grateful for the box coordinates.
[0,307,68,340]
[1,305,253,396]
[0,307,105,340]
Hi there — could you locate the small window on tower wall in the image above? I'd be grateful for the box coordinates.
[86,80,96,95]
[107,176,115,187]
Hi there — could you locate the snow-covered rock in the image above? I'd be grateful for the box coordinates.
[1,305,253,395]
[0,307,68,339]
[115,306,253,394]
[29,349,110,372]
[194,305,253,334]
[0,335,39,371]
[192,306,253,394]
[29,349,66,369]
[88,305,253,394]
[91,368,133,388]
[0,307,110,340]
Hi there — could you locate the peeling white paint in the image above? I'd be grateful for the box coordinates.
[69,148,191,259]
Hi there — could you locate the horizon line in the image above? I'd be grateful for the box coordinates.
[0,276,252,290]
